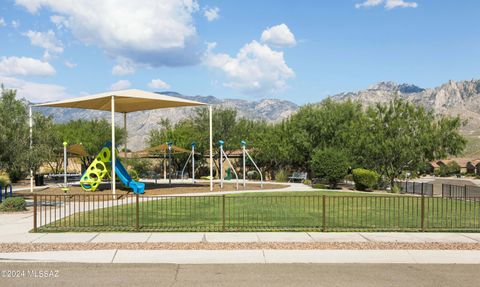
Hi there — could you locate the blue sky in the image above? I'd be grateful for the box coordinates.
[0,0,479,104]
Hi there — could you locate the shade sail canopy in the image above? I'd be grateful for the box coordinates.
[67,144,89,157]
[133,144,197,158]
[34,89,206,113]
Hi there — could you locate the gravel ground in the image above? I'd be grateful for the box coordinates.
[1,242,480,253]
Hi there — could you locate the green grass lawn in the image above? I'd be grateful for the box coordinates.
[40,190,480,232]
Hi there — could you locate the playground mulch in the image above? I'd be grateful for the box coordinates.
[1,242,480,253]
[19,182,288,197]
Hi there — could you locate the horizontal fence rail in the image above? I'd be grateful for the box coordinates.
[33,193,480,232]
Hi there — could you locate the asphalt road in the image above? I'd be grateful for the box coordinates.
[0,263,478,287]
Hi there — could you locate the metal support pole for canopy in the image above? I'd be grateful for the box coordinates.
[168,141,172,187]
[111,96,116,196]
[123,112,127,167]
[209,106,213,191]
[29,105,33,193]
[63,141,67,189]
[219,140,224,189]
[192,142,196,183]
[242,141,246,188]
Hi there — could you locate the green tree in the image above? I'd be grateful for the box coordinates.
[0,88,29,181]
[310,148,350,188]
[56,119,125,170]
[0,87,60,181]
[355,98,466,186]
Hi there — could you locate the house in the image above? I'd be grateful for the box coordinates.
[430,158,480,174]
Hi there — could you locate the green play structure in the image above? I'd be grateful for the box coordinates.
[80,142,145,194]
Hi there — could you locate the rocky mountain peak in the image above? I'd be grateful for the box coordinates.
[367,81,424,94]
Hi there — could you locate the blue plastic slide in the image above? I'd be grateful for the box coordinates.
[115,158,145,194]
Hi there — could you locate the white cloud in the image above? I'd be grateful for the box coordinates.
[0,76,67,102]
[64,60,77,68]
[148,79,171,89]
[50,15,68,29]
[204,40,294,94]
[385,0,418,9]
[110,80,131,91]
[0,18,5,27]
[355,0,383,8]
[261,24,296,47]
[112,60,136,76]
[0,56,55,77]
[16,0,201,67]
[355,0,417,9]
[24,30,64,54]
[204,7,219,21]
[11,20,20,28]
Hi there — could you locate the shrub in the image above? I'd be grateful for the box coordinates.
[352,168,379,191]
[128,158,152,178]
[275,169,288,182]
[0,173,11,187]
[0,197,26,212]
[391,183,401,194]
[303,179,312,185]
[247,170,260,180]
[446,161,461,175]
[310,148,349,188]
[312,183,328,189]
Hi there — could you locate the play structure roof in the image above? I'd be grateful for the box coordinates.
[133,144,196,158]
[67,144,89,157]
[34,89,206,113]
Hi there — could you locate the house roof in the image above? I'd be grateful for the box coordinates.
[434,158,480,168]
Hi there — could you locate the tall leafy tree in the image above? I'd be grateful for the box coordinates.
[56,119,125,169]
[355,98,466,186]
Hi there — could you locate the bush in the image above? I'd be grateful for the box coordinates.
[0,197,26,212]
[312,183,328,189]
[446,161,461,175]
[310,148,349,188]
[247,170,260,180]
[352,168,379,191]
[275,169,288,182]
[303,179,312,185]
[391,183,401,194]
[0,173,11,187]
[128,158,152,178]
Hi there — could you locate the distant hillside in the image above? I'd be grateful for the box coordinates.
[39,78,480,155]
[329,79,480,156]
[39,92,299,150]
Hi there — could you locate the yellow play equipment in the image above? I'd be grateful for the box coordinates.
[80,146,112,192]
[80,142,145,194]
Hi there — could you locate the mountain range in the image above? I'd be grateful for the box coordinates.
[39,92,299,150]
[40,79,480,154]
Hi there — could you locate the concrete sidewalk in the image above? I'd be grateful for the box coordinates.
[1,231,480,244]
[1,210,480,244]
[1,249,480,264]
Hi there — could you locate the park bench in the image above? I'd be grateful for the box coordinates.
[288,172,308,183]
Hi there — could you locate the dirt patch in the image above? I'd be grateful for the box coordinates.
[17,182,288,198]
[0,242,479,253]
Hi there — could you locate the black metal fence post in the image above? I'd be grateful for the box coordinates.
[222,195,226,231]
[420,194,425,231]
[135,193,139,231]
[322,195,326,232]
[33,195,37,233]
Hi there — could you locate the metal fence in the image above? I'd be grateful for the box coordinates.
[33,193,480,232]
[442,184,480,199]
[397,181,434,196]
